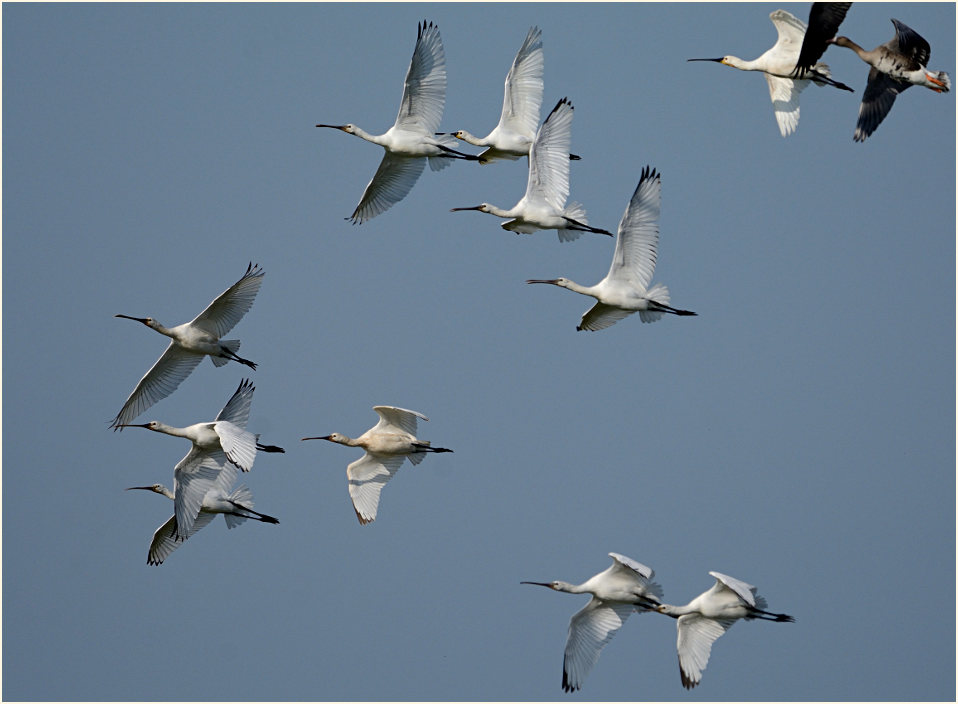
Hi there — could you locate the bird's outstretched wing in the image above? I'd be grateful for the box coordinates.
[215,378,255,429]
[110,342,204,428]
[394,21,447,135]
[793,3,852,76]
[890,18,931,69]
[371,405,428,436]
[562,598,635,692]
[853,67,909,142]
[349,152,426,224]
[498,26,544,140]
[526,97,574,212]
[577,302,636,332]
[346,452,406,525]
[764,73,809,137]
[675,614,737,689]
[172,448,234,539]
[607,166,661,290]
[146,511,218,565]
[189,262,264,339]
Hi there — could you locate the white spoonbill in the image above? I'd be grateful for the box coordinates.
[527,166,696,331]
[689,9,853,137]
[450,97,611,242]
[522,553,663,692]
[111,262,264,430]
[127,466,279,566]
[117,378,285,478]
[316,21,478,224]
[441,27,580,164]
[654,571,794,690]
[301,405,452,525]
[827,19,951,142]
[791,3,853,78]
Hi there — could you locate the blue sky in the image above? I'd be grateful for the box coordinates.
[3,2,955,701]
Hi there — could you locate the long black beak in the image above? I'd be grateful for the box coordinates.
[450,205,483,212]
[301,435,333,442]
[125,486,152,491]
[315,124,348,130]
[116,423,150,429]
[525,279,559,285]
[688,57,725,63]
[520,581,553,587]
[115,314,149,323]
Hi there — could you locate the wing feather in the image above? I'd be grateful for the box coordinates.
[188,262,264,338]
[110,343,204,428]
[349,152,426,224]
[562,599,634,692]
[394,21,446,134]
[346,452,405,525]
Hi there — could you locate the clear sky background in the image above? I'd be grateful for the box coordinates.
[3,2,955,701]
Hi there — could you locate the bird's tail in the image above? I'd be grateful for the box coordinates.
[927,70,951,92]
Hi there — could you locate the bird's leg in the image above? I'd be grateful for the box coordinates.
[227,501,280,524]
[562,216,613,237]
[648,301,698,317]
[749,607,795,622]
[219,346,258,370]
[256,442,286,454]
[435,144,480,161]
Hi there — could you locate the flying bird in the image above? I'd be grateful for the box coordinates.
[127,466,279,566]
[111,262,264,430]
[828,18,951,141]
[527,166,696,331]
[302,405,452,525]
[689,9,854,137]
[654,571,794,689]
[316,21,478,224]
[792,3,854,78]
[441,27,580,164]
[522,553,663,692]
[116,379,286,482]
[450,97,611,242]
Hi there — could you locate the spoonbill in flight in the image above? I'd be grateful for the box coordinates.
[117,378,284,480]
[527,166,696,331]
[127,465,279,565]
[316,21,478,224]
[450,97,611,242]
[441,27,580,164]
[111,262,264,430]
[689,9,854,137]
[301,405,452,525]
[827,19,951,141]
[654,571,794,689]
[522,553,663,692]
[791,3,854,78]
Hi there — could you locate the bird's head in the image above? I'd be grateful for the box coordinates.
[316,123,356,134]
[301,432,346,444]
[526,278,568,288]
[116,421,160,431]
[521,580,563,592]
[125,484,164,494]
[115,314,157,328]
[688,56,735,68]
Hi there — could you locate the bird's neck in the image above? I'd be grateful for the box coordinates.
[457,131,485,147]
[561,279,594,297]
[150,422,189,439]
[723,55,758,72]
[352,125,385,146]
[657,603,693,618]
[833,37,868,60]
[484,203,514,218]
[555,581,587,595]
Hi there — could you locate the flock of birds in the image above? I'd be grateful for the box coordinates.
[111,3,950,694]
